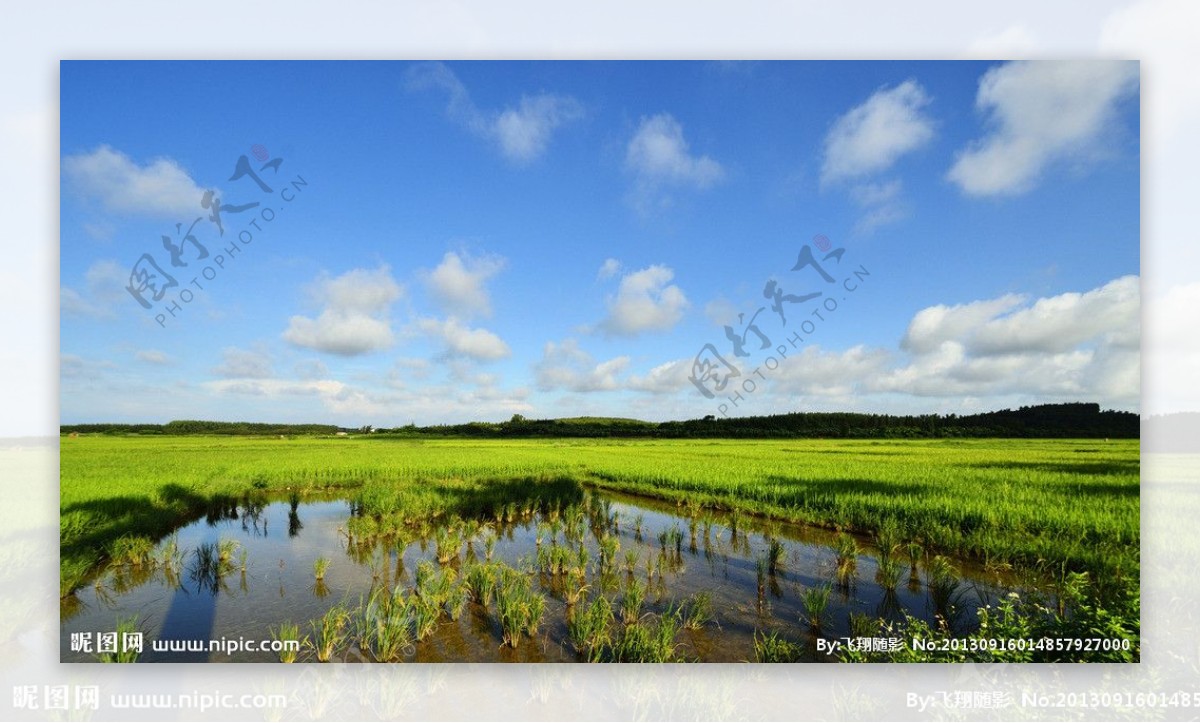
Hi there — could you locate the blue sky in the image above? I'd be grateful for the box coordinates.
[60,60,1139,426]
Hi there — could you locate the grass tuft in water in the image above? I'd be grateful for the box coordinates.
[313,556,330,581]
[309,605,349,662]
[800,583,833,630]
[753,630,802,663]
[96,615,141,663]
[270,620,303,663]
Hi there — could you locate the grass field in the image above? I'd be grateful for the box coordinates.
[61,435,1139,600]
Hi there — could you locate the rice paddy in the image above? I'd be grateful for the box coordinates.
[59,435,1139,662]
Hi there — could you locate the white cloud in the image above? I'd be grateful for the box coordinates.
[424,251,505,318]
[213,347,274,379]
[902,294,1026,354]
[60,354,115,380]
[493,95,585,163]
[597,258,622,281]
[63,145,212,217]
[821,80,934,185]
[883,276,1139,405]
[849,179,909,235]
[283,266,402,356]
[626,113,724,190]
[535,339,691,396]
[627,358,694,394]
[771,345,892,396]
[598,264,689,336]
[418,317,511,361]
[60,259,128,319]
[294,359,330,380]
[947,60,1139,196]
[135,350,172,365]
[704,297,739,327]
[535,339,629,393]
[406,62,582,163]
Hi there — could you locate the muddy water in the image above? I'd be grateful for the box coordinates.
[61,490,1024,662]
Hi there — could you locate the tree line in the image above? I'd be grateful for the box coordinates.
[60,403,1138,440]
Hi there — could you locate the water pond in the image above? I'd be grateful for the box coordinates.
[62,488,1024,662]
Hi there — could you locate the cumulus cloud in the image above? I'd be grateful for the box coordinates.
[418,317,511,361]
[849,179,909,235]
[770,345,892,397]
[135,349,172,365]
[947,60,1139,196]
[884,276,1139,405]
[63,145,212,217]
[704,297,739,327]
[626,358,694,394]
[534,339,691,395]
[750,277,1138,412]
[626,114,724,190]
[424,251,506,318]
[598,264,689,336]
[283,266,403,356]
[597,258,621,281]
[535,339,629,393]
[60,259,128,318]
[821,80,934,185]
[406,62,583,163]
[213,347,274,379]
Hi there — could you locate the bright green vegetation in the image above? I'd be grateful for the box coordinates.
[60,435,1138,661]
[96,615,141,663]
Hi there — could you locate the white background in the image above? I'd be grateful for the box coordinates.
[1,1,1197,720]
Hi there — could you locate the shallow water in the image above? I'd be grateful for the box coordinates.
[61,489,1024,662]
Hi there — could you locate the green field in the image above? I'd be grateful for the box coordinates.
[61,435,1139,595]
[61,435,1140,661]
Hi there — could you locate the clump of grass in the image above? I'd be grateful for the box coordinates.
[611,612,680,662]
[680,591,713,630]
[495,573,546,648]
[217,537,240,565]
[564,569,589,608]
[835,533,859,580]
[875,556,902,591]
[755,556,768,604]
[465,562,497,607]
[875,520,902,562]
[309,605,349,662]
[444,580,470,621]
[434,524,463,564]
[108,535,155,567]
[355,588,413,662]
[61,553,98,598]
[270,620,303,663]
[754,631,802,663]
[158,536,183,571]
[238,548,248,574]
[848,612,878,638]
[568,595,613,659]
[766,538,785,575]
[928,555,964,627]
[907,542,923,585]
[598,534,620,572]
[621,579,646,625]
[97,615,141,663]
[800,583,832,630]
[482,530,497,561]
[623,549,639,575]
[313,556,330,581]
[632,514,644,541]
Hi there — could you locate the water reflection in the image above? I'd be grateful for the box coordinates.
[61,488,1027,662]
